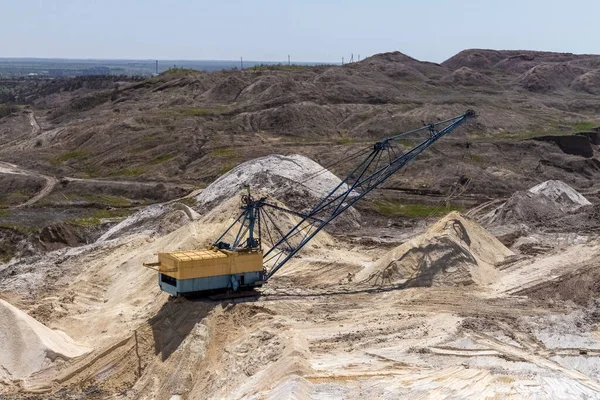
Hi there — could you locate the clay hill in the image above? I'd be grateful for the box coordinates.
[2,49,600,263]
[443,49,600,93]
[0,49,599,193]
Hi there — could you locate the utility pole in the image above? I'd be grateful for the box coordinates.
[240,57,244,70]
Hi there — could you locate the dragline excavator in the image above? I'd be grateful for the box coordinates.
[144,110,476,296]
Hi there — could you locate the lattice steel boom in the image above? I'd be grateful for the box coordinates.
[214,110,476,282]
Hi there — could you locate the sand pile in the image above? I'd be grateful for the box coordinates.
[97,204,190,243]
[195,154,360,229]
[484,180,591,226]
[486,191,563,226]
[528,180,591,211]
[196,154,346,206]
[0,298,90,381]
[358,212,514,287]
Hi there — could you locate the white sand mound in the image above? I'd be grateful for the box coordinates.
[483,191,563,226]
[0,299,90,381]
[528,180,591,212]
[482,180,591,226]
[97,204,193,243]
[196,154,348,206]
[97,204,167,242]
[195,154,360,229]
[357,212,514,287]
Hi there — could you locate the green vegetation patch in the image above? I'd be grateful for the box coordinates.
[162,68,199,77]
[210,147,236,158]
[179,107,221,117]
[71,91,112,112]
[69,209,132,227]
[150,154,177,165]
[123,123,148,132]
[250,64,313,72]
[0,104,18,119]
[469,154,486,164]
[335,137,357,145]
[143,133,159,143]
[4,190,35,205]
[159,107,223,118]
[573,121,597,132]
[82,194,133,207]
[497,132,541,141]
[50,150,89,165]
[0,223,40,235]
[178,197,198,208]
[107,167,146,177]
[218,165,234,174]
[128,147,147,155]
[373,199,463,218]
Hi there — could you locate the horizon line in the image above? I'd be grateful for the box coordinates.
[0,56,341,64]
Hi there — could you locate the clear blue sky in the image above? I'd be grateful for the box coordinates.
[2,0,599,63]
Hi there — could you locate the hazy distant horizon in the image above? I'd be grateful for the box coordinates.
[3,46,600,78]
[0,57,335,64]
[3,46,600,65]
[3,0,600,63]
[0,57,336,78]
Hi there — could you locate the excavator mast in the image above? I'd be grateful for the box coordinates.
[261,110,475,279]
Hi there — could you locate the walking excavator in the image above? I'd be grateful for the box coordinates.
[144,110,476,296]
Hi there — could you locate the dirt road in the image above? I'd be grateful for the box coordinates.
[0,160,199,209]
[27,111,41,135]
[0,161,58,208]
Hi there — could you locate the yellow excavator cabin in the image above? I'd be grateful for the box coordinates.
[145,248,264,296]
